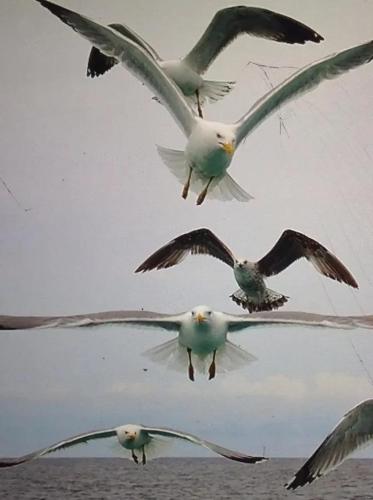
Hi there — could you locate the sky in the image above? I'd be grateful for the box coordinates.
[0,0,373,461]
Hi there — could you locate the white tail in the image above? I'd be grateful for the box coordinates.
[143,338,256,375]
[185,80,235,107]
[157,145,254,202]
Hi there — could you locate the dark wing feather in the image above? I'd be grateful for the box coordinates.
[256,230,358,288]
[135,228,235,272]
[87,22,160,78]
[143,426,266,464]
[183,6,323,74]
[0,429,116,468]
[286,399,373,489]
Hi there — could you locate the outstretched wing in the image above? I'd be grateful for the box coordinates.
[87,22,161,78]
[36,0,196,137]
[143,426,267,463]
[0,428,117,468]
[183,6,323,74]
[286,399,373,490]
[135,228,235,273]
[0,310,184,331]
[255,229,358,288]
[234,40,373,145]
[224,311,373,332]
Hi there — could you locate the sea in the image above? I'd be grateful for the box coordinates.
[0,457,373,500]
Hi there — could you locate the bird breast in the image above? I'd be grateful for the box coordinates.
[234,264,265,293]
[179,320,227,354]
[185,122,233,178]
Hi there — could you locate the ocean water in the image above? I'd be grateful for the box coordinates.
[1,457,373,499]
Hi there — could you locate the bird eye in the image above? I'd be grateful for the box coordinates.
[244,260,248,264]
[207,311,212,316]
[216,133,222,139]
[191,311,195,316]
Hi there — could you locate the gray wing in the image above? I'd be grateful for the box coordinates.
[143,426,267,464]
[87,22,161,78]
[183,6,323,74]
[0,428,117,468]
[224,311,373,333]
[135,228,235,273]
[286,399,373,489]
[36,1,196,137]
[0,310,184,331]
[234,40,373,145]
[256,230,358,288]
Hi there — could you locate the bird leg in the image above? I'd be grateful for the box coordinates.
[187,347,194,381]
[132,450,139,464]
[141,446,146,465]
[196,177,213,206]
[208,349,217,380]
[182,166,193,199]
[195,89,203,118]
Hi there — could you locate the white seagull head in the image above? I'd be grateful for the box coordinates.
[117,424,141,444]
[190,305,214,325]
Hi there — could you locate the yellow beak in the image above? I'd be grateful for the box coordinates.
[222,142,235,155]
[196,313,206,323]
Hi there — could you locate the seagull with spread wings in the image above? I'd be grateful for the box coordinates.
[35,1,373,205]
[1,305,372,381]
[85,5,323,116]
[0,422,266,467]
[286,399,373,490]
[136,228,358,313]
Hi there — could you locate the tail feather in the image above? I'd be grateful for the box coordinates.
[143,338,256,376]
[157,146,253,203]
[201,80,235,103]
[230,288,288,313]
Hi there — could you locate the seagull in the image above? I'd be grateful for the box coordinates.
[0,423,267,468]
[35,1,373,205]
[135,228,358,313]
[1,305,371,381]
[286,399,373,490]
[85,6,323,116]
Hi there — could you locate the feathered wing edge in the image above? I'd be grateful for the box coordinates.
[135,228,236,273]
[286,399,373,489]
[143,426,267,463]
[0,311,184,331]
[225,311,373,332]
[183,6,323,74]
[234,40,373,145]
[0,429,117,468]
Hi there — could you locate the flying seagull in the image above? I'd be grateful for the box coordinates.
[286,399,373,490]
[35,1,373,205]
[85,6,323,116]
[0,423,266,468]
[1,305,371,382]
[135,228,358,313]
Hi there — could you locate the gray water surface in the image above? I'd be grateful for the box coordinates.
[1,457,372,500]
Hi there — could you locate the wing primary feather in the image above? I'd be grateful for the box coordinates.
[256,229,358,288]
[135,228,235,273]
[0,429,116,468]
[183,6,323,74]
[143,426,266,463]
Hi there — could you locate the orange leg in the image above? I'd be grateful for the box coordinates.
[196,177,213,206]
[182,167,193,199]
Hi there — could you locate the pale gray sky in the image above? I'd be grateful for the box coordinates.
[0,0,373,460]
